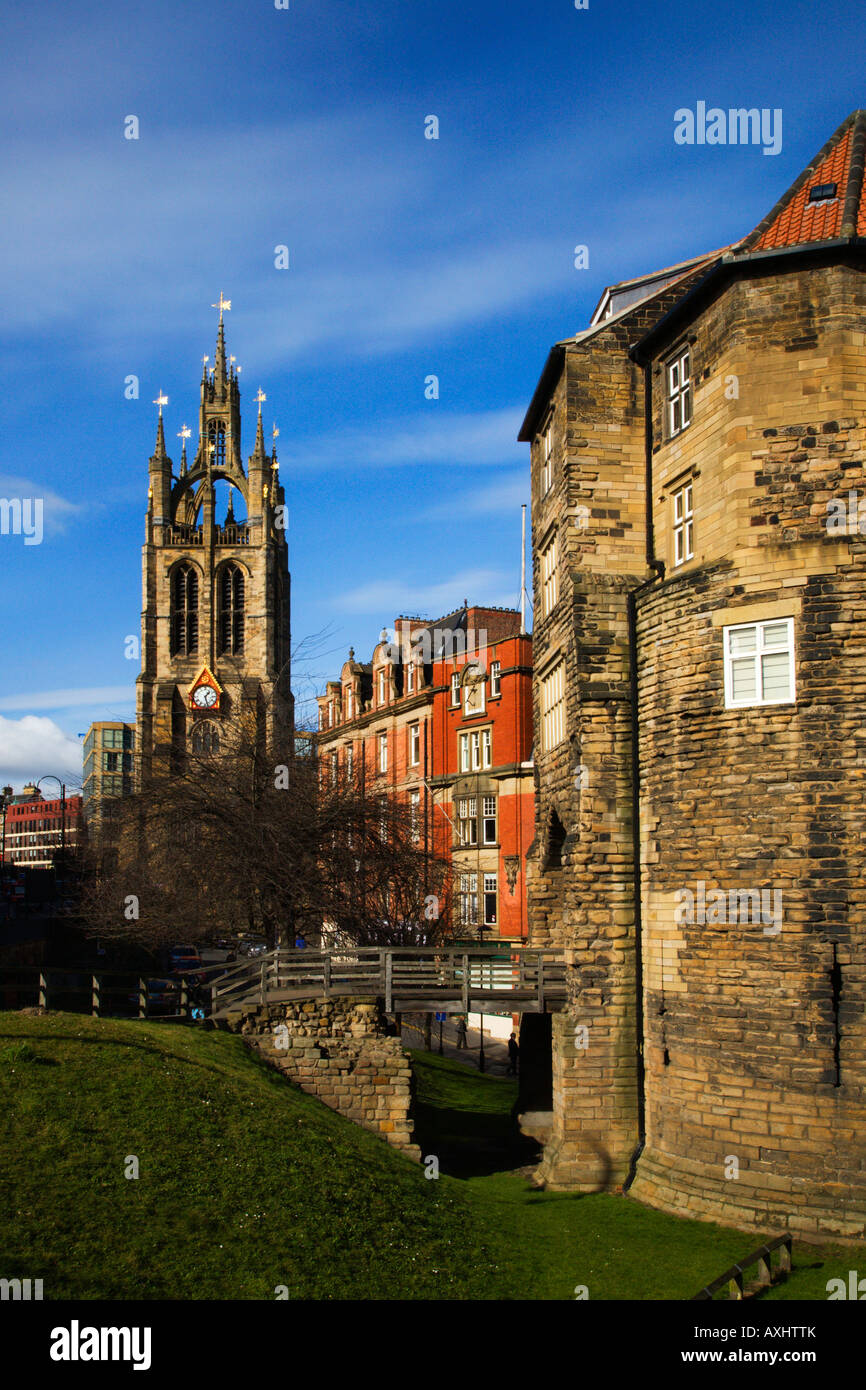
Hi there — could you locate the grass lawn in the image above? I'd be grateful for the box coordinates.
[0,1012,857,1300]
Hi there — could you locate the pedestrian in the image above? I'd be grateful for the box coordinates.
[507,1031,519,1075]
[294,932,306,949]
[456,1016,468,1049]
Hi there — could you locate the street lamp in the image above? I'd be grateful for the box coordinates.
[0,785,12,892]
[36,776,66,857]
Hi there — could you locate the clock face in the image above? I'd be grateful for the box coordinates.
[192,684,218,709]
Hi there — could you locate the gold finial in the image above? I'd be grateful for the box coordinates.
[272,425,279,444]
[211,292,231,322]
[153,391,168,416]
[255,388,267,411]
[263,483,269,503]
[178,425,191,445]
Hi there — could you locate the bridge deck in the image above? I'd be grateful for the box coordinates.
[208,946,567,1019]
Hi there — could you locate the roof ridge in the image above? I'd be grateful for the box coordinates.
[840,110,866,236]
[741,109,863,252]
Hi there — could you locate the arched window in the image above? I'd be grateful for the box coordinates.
[191,721,220,756]
[217,563,245,655]
[170,564,199,656]
[207,420,226,470]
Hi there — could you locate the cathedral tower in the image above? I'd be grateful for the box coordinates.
[136,299,292,780]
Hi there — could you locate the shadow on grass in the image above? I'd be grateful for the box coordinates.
[409,1052,542,1178]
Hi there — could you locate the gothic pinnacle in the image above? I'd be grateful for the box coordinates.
[253,387,267,459]
[151,392,168,459]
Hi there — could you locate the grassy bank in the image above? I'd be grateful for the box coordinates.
[0,1013,856,1299]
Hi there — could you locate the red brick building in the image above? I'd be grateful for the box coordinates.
[2,785,84,869]
[316,605,534,941]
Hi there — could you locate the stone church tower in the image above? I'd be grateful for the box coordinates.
[136,305,292,781]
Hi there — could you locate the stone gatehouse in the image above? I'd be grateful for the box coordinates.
[519,109,866,1239]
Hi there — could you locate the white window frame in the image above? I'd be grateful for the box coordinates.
[378,732,388,773]
[406,662,415,694]
[482,795,497,845]
[481,727,492,769]
[451,672,460,707]
[667,347,691,437]
[459,872,478,926]
[346,744,354,779]
[723,618,796,709]
[673,483,694,567]
[541,660,565,752]
[483,874,497,928]
[378,669,387,705]
[457,796,477,846]
[345,686,353,720]
[409,789,420,843]
[490,660,501,697]
[541,533,558,617]
[540,415,553,495]
[409,723,420,767]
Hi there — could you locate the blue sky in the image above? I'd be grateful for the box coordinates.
[1,0,864,787]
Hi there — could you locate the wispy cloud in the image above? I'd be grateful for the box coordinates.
[0,116,572,368]
[421,471,529,519]
[330,567,516,617]
[300,407,525,473]
[0,476,82,535]
[0,686,135,712]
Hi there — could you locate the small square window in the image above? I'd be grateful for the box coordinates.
[724,618,795,709]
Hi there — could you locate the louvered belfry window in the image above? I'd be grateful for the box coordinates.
[170,563,199,656]
[218,563,245,655]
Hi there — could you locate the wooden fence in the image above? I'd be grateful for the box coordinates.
[0,966,207,1020]
[692,1234,792,1300]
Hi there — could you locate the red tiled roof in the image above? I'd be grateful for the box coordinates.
[743,110,866,252]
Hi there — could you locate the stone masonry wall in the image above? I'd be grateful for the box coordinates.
[628,262,866,1239]
[223,996,421,1161]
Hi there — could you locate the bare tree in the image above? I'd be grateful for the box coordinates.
[81,713,452,952]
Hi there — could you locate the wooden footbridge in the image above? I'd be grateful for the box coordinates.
[209,946,567,1021]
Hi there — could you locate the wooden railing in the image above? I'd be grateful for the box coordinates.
[209,947,567,1019]
[0,965,220,1020]
[692,1234,792,1300]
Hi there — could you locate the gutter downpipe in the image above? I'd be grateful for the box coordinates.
[623,358,664,1193]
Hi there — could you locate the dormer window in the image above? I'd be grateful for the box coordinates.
[345,687,353,720]
[808,182,837,204]
[378,669,386,705]
[406,663,415,694]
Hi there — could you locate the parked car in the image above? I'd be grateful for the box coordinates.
[199,946,235,965]
[163,944,207,985]
[238,936,268,958]
[126,978,179,1017]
